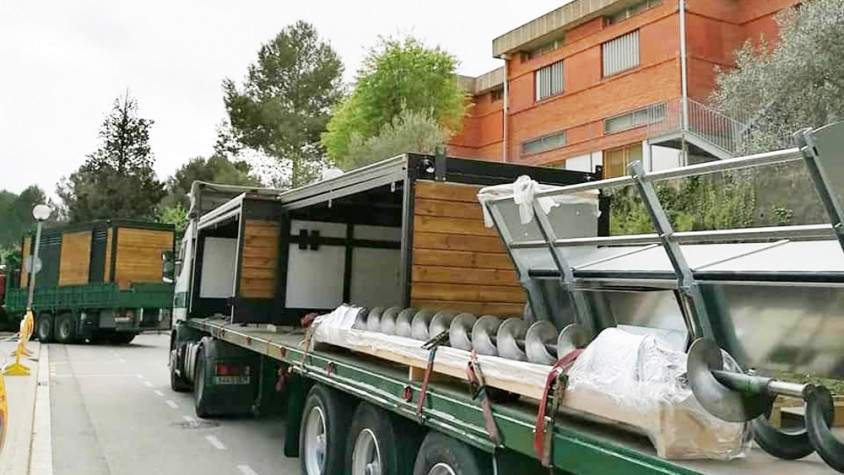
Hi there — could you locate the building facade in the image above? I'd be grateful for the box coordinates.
[448,0,802,177]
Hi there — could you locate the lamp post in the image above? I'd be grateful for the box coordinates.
[26,204,52,313]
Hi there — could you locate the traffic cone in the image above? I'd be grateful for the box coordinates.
[0,365,8,448]
[5,339,30,376]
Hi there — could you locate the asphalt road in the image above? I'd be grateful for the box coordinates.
[48,334,301,475]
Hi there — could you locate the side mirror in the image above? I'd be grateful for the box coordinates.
[162,251,175,282]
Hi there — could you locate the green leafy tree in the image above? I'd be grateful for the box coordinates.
[57,92,164,222]
[161,155,262,210]
[0,186,58,247]
[221,21,344,189]
[339,109,450,171]
[322,35,469,168]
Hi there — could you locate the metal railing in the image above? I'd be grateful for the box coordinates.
[647,97,751,156]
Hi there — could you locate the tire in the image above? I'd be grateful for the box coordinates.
[413,431,490,475]
[55,314,76,344]
[169,340,191,392]
[346,403,422,475]
[194,347,210,418]
[299,385,354,475]
[36,314,54,343]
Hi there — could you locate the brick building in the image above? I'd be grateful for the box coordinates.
[448,0,802,177]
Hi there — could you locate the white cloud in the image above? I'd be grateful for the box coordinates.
[0,0,567,198]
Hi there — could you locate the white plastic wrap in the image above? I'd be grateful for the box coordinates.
[477,175,600,227]
[313,306,750,461]
[566,328,751,460]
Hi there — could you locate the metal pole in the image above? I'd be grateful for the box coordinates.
[501,55,510,162]
[26,220,43,311]
[679,0,689,132]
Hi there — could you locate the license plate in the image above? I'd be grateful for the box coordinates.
[213,376,250,385]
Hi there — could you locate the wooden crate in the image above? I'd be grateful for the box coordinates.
[239,220,280,299]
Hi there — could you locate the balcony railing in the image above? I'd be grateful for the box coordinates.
[646,97,751,157]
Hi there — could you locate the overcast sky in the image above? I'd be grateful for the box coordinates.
[0,0,568,198]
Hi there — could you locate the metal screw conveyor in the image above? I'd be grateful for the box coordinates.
[473,122,844,471]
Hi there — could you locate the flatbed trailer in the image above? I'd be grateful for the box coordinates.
[184,316,836,474]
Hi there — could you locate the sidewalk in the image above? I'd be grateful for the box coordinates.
[0,338,46,475]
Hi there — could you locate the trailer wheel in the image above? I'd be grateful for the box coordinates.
[36,314,54,343]
[55,313,76,344]
[169,343,191,392]
[413,432,490,475]
[194,347,211,418]
[300,385,353,475]
[346,403,421,475]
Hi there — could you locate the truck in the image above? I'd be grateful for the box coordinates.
[4,220,175,344]
[168,130,844,475]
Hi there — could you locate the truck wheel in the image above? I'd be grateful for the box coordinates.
[194,348,211,418]
[346,403,421,475]
[300,385,353,475]
[413,431,490,475]
[55,314,76,344]
[170,344,191,392]
[36,314,54,343]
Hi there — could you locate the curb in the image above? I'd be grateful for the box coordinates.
[29,345,51,475]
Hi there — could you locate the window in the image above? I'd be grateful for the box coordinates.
[605,0,662,25]
[604,103,665,134]
[490,88,503,102]
[535,60,564,101]
[521,130,567,156]
[602,30,640,77]
[528,39,562,60]
[604,144,643,178]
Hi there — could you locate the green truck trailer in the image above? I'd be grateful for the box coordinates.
[4,220,175,344]
[168,127,844,475]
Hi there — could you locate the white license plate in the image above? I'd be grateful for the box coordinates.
[213,376,250,385]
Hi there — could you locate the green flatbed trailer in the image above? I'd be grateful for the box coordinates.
[182,316,835,475]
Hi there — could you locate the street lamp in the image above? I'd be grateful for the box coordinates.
[26,204,52,312]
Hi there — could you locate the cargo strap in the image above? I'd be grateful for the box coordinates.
[466,350,502,445]
[416,330,449,419]
[533,349,582,467]
[299,312,319,370]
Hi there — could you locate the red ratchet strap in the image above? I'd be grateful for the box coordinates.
[466,350,502,445]
[533,349,583,466]
[415,346,438,419]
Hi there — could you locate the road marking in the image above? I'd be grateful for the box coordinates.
[137,374,144,379]
[182,415,196,423]
[237,464,259,475]
[31,345,53,475]
[165,400,179,409]
[154,389,164,397]
[118,358,126,363]
[205,435,226,450]
[144,381,153,387]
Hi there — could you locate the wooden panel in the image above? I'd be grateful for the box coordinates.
[115,228,174,289]
[412,265,518,287]
[239,220,279,299]
[415,181,482,203]
[410,299,525,317]
[59,231,91,286]
[412,249,511,269]
[413,215,497,237]
[411,181,525,317]
[413,232,505,254]
[411,282,525,303]
[20,237,31,288]
[104,228,113,282]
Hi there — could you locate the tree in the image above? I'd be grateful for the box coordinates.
[161,155,262,210]
[221,21,344,189]
[57,92,164,222]
[339,109,450,170]
[322,35,469,168]
[0,185,56,249]
[712,0,844,153]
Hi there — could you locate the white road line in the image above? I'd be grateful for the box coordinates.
[118,358,126,363]
[136,374,144,379]
[182,415,196,423]
[31,345,53,475]
[237,464,259,475]
[165,400,179,409]
[143,381,153,387]
[154,389,164,397]
[205,435,227,450]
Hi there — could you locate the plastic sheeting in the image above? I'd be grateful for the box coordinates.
[477,175,600,228]
[313,305,750,461]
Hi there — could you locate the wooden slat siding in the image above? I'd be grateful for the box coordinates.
[20,237,31,288]
[411,282,525,303]
[104,228,112,282]
[409,299,525,317]
[59,231,91,286]
[239,220,279,299]
[115,228,174,289]
[411,181,525,318]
